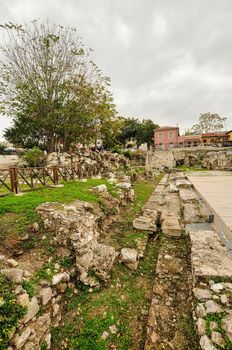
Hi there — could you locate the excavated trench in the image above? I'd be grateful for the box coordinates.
[144,235,198,350]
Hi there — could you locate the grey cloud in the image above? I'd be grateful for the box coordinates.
[0,0,232,139]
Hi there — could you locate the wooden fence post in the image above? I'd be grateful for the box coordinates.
[9,167,19,194]
[52,166,59,185]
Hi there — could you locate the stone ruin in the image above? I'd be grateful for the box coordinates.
[46,150,129,174]
[36,200,117,287]
[146,147,232,171]
[0,172,135,349]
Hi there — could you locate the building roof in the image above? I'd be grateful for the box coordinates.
[178,135,201,141]
[155,126,179,131]
[202,131,228,137]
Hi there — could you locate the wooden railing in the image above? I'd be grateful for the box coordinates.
[0,162,99,195]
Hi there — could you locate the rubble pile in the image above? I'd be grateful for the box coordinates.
[47,150,129,174]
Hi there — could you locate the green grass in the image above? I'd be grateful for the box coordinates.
[176,165,208,172]
[0,179,116,242]
[0,179,115,216]
[21,280,37,299]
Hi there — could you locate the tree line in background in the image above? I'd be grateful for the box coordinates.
[0,20,158,153]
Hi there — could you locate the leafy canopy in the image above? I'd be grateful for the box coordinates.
[0,20,117,151]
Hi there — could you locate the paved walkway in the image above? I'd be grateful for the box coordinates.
[188,171,232,243]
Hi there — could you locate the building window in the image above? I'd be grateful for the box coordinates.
[158,132,163,140]
[168,131,174,140]
[168,143,173,148]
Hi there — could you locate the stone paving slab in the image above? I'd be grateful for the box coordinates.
[188,173,232,233]
[186,225,232,280]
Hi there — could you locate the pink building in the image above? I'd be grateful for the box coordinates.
[154,126,179,150]
[154,126,201,149]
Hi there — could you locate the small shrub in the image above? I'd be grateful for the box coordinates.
[111,145,122,154]
[60,256,73,268]
[23,147,46,167]
[40,341,48,350]
[123,150,133,159]
[22,280,37,299]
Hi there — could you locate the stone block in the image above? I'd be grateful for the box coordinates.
[0,268,23,283]
[23,297,39,323]
[187,228,232,279]
[169,183,179,193]
[133,216,157,232]
[176,179,193,189]
[52,272,70,285]
[179,189,198,202]
[161,217,182,237]
[39,287,53,305]
[14,327,31,349]
[120,248,139,270]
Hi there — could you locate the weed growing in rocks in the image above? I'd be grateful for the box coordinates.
[22,280,37,299]
[0,274,26,349]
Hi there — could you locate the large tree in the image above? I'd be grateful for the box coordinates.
[117,117,158,148]
[190,113,227,134]
[0,21,116,151]
[137,119,159,148]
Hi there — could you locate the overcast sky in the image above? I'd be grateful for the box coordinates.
[0,0,232,139]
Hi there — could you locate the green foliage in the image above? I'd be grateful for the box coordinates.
[137,119,159,147]
[117,117,159,148]
[22,280,37,298]
[23,147,45,167]
[123,150,133,159]
[60,257,73,268]
[34,261,56,282]
[204,313,232,349]
[0,274,26,349]
[40,341,48,350]
[118,117,140,146]
[1,20,117,152]
[0,142,8,155]
[191,113,227,134]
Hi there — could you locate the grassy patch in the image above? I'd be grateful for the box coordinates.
[176,165,208,172]
[178,313,199,350]
[0,179,116,245]
[0,179,115,216]
[51,238,159,350]
[204,313,232,349]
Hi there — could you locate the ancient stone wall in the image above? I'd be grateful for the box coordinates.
[146,147,232,170]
